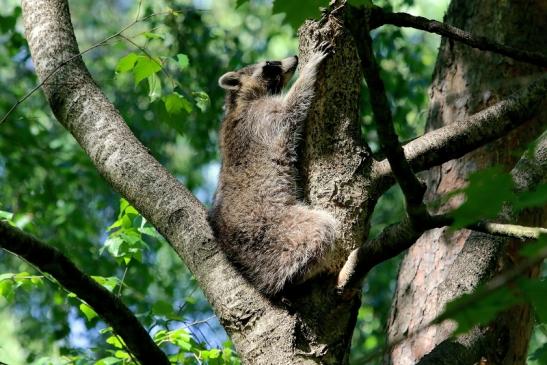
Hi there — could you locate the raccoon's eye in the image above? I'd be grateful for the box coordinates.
[263,61,281,77]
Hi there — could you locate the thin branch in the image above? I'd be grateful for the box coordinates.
[0,221,169,365]
[373,73,547,193]
[337,213,547,293]
[0,8,181,125]
[347,13,427,223]
[340,130,547,290]
[367,5,547,68]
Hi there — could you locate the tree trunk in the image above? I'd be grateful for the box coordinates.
[21,1,374,364]
[388,1,547,364]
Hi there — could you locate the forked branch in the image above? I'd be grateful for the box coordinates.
[373,73,547,194]
[339,132,547,291]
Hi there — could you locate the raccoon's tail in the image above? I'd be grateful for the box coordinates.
[249,205,337,296]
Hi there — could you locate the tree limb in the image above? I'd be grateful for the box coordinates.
[366,5,547,68]
[22,1,356,363]
[346,11,427,224]
[373,73,547,193]
[337,214,546,291]
[0,221,169,365]
[339,130,547,291]
[20,0,261,351]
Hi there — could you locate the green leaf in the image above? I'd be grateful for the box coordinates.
[514,184,547,211]
[176,54,190,71]
[92,276,119,292]
[148,74,162,103]
[163,92,193,115]
[0,280,14,300]
[435,285,521,335]
[133,56,162,86]
[94,357,121,365]
[450,166,515,229]
[114,350,130,359]
[143,32,164,40]
[272,0,329,29]
[80,303,98,321]
[209,349,221,359]
[116,53,139,73]
[106,335,125,349]
[193,91,210,112]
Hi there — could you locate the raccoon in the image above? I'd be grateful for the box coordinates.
[209,43,337,296]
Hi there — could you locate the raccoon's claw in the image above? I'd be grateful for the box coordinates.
[316,40,334,55]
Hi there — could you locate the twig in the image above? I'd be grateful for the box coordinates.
[337,213,547,291]
[0,8,182,125]
[368,6,547,68]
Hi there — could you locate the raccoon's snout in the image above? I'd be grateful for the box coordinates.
[281,55,298,74]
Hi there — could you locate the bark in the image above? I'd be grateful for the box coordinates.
[388,1,547,364]
[19,0,546,364]
[21,1,368,363]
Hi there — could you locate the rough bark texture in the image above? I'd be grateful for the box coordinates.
[388,1,547,364]
[20,0,547,364]
[21,1,369,363]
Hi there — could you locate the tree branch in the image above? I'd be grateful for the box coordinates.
[373,73,547,193]
[367,6,547,68]
[339,130,547,291]
[0,221,169,365]
[337,214,546,291]
[346,11,427,224]
[20,0,262,348]
[22,2,342,363]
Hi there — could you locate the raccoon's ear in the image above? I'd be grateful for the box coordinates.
[219,72,240,90]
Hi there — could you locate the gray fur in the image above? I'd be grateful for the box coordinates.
[209,46,337,296]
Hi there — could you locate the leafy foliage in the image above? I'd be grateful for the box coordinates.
[0,0,544,363]
[436,236,547,337]
[447,163,547,229]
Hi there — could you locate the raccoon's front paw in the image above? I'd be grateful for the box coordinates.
[303,41,333,75]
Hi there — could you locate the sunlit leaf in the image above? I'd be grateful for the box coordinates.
[94,357,121,365]
[133,56,162,86]
[176,53,190,70]
[143,32,164,40]
[148,73,162,102]
[193,91,210,112]
[116,53,139,73]
[163,92,193,115]
[80,303,98,321]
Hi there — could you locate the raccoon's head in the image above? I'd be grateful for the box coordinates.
[219,56,298,112]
